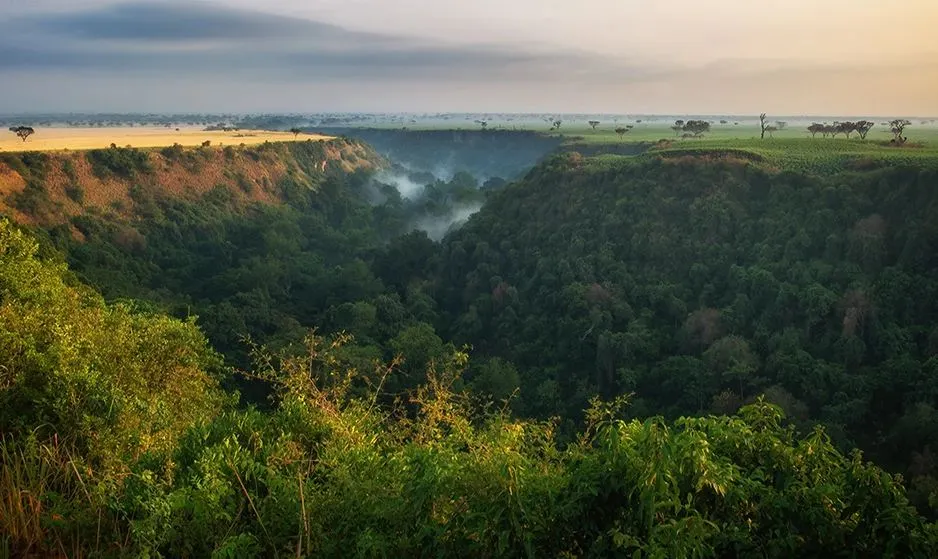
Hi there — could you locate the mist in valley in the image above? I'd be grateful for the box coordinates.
[370,165,492,240]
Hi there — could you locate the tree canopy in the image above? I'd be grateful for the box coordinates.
[3,138,938,556]
[9,126,35,142]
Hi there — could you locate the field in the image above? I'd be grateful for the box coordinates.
[549,120,938,173]
[0,126,332,152]
[311,113,938,172]
[553,120,938,143]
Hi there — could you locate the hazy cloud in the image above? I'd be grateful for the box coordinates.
[0,0,934,114]
[0,1,656,82]
[28,2,358,42]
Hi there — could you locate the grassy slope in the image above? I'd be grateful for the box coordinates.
[554,123,938,174]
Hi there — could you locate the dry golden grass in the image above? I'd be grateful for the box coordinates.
[0,127,332,153]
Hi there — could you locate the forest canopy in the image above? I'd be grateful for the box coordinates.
[3,138,938,556]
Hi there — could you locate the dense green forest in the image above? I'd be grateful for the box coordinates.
[434,153,938,510]
[3,138,938,556]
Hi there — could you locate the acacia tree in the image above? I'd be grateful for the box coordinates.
[672,119,685,137]
[856,120,875,140]
[807,123,823,138]
[759,113,768,139]
[614,127,629,139]
[764,125,778,138]
[588,120,600,130]
[890,119,911,144]
[289,127,302,138]
[682,120,710,138]
[774,121,787,131]
[9,126,35,142]
[838,121,858,139]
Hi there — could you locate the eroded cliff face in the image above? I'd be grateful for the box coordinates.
[0,138,385,229]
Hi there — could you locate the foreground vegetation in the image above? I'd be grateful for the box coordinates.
[1,219,936,556]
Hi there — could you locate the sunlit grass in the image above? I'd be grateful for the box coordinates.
[560,125,938,173]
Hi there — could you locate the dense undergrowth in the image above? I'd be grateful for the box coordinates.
[1,219,937,556]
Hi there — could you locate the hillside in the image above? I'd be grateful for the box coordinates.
[0,138,382,227]
[4,136,938,555]
[434,151,938,508]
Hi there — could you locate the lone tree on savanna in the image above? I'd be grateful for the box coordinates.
[890,119,911,144]
[289,127,302,138]
[682,120,711,138]
[615,126,629,139]
[9,126,35,142]
[759,113,768,139]
[588,120,600,130]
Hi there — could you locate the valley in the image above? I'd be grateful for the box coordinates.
[3,126,938,556]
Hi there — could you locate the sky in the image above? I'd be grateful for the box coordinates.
[1,0,936,115]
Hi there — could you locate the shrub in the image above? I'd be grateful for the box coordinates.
[11,181,51,215]
[61,158,79,183]
[64,185,84,204]
[159,143,185,161]
[0,219,224,466]
[87,146,152,179]
[0,154,28,178]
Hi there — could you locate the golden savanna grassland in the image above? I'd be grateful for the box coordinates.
[0,126,332,152]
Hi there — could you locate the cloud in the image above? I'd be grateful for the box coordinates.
[0,1,659,83]
[29,2,358,42]
[0,1,934,114]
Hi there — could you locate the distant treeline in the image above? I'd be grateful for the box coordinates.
[807,120,876,139]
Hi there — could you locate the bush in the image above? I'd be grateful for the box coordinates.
[87,146,152,179]
[61,158,78,183]
[64,184,84,204]
[0,153,28,178]
[235,172,253,194]
[159,143,185,161]
[18,152,51,181]
[11,180,51,215]
[0,219,224,465]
